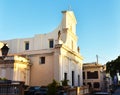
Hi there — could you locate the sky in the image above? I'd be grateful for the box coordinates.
[0,0,120,64]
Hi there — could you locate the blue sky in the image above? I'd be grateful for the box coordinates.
[0,0,120,64]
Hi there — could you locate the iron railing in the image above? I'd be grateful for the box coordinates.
[0,80,24,95]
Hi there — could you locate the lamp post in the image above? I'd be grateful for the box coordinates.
[0,43,9,95]
[1,43,9,59]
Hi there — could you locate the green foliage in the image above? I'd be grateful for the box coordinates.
[106,56,120,79]
[47,79,59,95]
[61,79,69,86]
[0,77,7,80]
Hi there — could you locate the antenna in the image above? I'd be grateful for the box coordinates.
[96,55,98,64]
[68,5,72,11]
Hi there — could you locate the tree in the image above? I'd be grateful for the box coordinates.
[106,56,120,79]
[47,79,59,95]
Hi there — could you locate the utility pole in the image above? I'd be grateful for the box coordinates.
[96,55,98,64]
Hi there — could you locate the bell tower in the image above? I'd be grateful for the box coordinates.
[60,11,78,52]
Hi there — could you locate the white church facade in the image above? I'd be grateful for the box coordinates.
[0,10,83,86]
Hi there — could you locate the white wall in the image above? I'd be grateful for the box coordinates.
[2,11,78,54]
[1,11,83,86]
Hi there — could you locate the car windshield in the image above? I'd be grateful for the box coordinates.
[35,87,40,90]
[29,86,40,90]
[94,92,110,95]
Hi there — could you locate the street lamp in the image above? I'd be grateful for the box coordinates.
[1,43,9,59]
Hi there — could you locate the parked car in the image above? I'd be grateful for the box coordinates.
[34,86,64,95]
[93,92,111,95]
[24,86,41,95]
[34,86,48,95]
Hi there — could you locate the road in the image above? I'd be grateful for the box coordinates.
[112,87,120,95]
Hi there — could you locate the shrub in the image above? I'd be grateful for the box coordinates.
[47,79,59,95]
[61,79,69,86]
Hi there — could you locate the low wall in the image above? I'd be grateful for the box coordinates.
[77,86,89,95]
[66,87,77,95]
[63,86,89,95]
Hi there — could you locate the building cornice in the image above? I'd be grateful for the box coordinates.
[55,44,83,60]
[13,49,55,56]
[83,63,103,69]
[0,59,14,64]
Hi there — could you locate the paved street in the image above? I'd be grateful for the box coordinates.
[112,87,120,95]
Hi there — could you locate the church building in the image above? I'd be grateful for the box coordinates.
[1,10,83,86]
